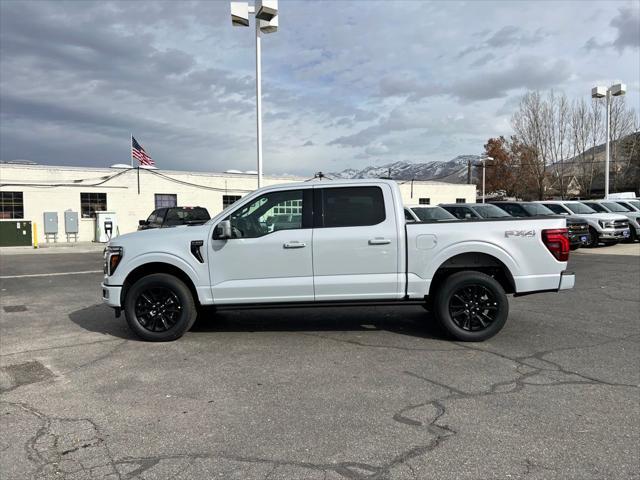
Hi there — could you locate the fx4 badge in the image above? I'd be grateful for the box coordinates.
[505,229,536,238]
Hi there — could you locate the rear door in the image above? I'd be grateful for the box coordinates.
[312,184,400,300]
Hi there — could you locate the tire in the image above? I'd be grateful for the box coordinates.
[588,227,600,248]
[569,244,580,251]
[432,271,508,342]
[124,273,197,342]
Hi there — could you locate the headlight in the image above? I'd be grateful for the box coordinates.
[598,220,613,228]
[103,246,123,276]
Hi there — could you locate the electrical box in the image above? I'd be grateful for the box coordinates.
[64,210,79,234]
[0,220,32,247]
[43,212,58,234]
[95,211,118,243]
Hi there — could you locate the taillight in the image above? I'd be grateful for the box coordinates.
[542,228,570,262]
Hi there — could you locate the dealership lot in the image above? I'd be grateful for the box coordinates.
[1,248,638,479]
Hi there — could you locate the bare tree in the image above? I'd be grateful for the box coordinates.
[512,91,549,199]
[571,98,602,197]
[609,96,637,191]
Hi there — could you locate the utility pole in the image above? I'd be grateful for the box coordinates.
[467,159,471,184]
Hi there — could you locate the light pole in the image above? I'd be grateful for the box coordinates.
[480,156,493,203]
[231,1,278,188]
[591,83,626,199]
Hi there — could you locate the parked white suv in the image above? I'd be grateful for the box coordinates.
[102,179,575,342]
[581,200,640,242]
[538,200,630,247]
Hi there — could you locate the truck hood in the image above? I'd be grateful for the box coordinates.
[580,212,628,221]
[108,224,210,248]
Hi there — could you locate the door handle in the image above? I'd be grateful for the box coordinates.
[283,241,306,249]
[369,238,391,245]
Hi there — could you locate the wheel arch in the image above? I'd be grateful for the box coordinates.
[121,262,200,306]
[428,252,516,298]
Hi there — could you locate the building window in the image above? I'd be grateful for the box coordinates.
[155,194,177,209]
[0,191,24,219]
[418,198,430,205]
[455,198,466,204]
[223,195,242,209]
[80,193,107,218]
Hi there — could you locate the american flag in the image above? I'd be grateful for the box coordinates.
[132,136,155,166]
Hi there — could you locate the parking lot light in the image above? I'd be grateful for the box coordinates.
[592,83,626,199]
[230,1,279,189]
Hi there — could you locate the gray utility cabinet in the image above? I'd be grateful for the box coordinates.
[43,212,58,234]
[64,210,79,242]
[64,210,79,234]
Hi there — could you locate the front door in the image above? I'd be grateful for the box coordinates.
[312,184,401,300]
[210,188,313,304]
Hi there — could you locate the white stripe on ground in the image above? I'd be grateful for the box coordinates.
[0,270,102,279]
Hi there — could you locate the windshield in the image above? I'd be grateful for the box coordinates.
[583,202,607,213]
[411,206,457,221]
[628,200,640,210]
[522,203,554,215]
[566,203,596,214]
[165,207,210,226]
[472,204,511,218]
[602,201,630,212]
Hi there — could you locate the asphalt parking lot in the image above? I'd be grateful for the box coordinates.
[1,246,639,480]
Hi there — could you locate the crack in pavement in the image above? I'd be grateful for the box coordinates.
[0,338,123,358]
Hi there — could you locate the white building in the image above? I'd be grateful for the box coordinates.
[0,163,476,245]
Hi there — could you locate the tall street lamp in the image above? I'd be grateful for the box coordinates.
[480,156,493,203]
[591,83,626,199]
[231,1,278,188]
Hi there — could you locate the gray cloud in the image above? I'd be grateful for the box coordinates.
[0,1,637,174]
[611,6,640,51]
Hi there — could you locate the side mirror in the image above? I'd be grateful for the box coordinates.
[214,220,232,239]
[139,220,147,226]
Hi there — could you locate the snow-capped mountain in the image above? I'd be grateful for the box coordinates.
[329,156,481,183]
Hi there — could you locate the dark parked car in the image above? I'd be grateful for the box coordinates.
[138,206,210,230]
[492,201,590,249]
[440,203,512,220]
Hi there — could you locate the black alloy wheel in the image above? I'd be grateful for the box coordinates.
[134,287,182,332]
[448,285,499,332]
[124,273,197,341]
[432,271,508,342]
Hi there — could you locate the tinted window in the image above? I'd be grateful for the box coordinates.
[227,190,304,238]
[566,203,596,214]
[404,209,415,221]
[153,209,167,226]
[521,203,555,216]
[321,187,385,228]
[543,203,570,215]
[601,202,630,212]
[445,206,477,219]
[165,207,210,226]
[473,205,511,218]
[498,204,527,217]
[412,206,456,221]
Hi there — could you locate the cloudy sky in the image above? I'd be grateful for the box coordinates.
[1,0,638,176]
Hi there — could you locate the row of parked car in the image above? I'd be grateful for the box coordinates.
[405,198,640,249]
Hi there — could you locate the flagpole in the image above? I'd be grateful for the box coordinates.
[130,134,134,168]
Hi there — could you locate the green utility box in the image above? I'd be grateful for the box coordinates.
[0,220,32,247]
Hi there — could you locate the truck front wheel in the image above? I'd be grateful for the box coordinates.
[432,271,508,342]
[124,273,197,342]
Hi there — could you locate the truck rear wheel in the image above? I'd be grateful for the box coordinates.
[588,227,600,248]
[124,273,197,342]
[432,271,508,342]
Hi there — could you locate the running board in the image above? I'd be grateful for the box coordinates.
[211,299,426,311]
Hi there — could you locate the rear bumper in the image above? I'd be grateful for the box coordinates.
[101,283,122,308]
[558,271,575,291]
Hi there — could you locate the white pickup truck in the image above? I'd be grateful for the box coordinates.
[102,179,574,342]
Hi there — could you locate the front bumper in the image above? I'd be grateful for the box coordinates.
[558,271,575,291]
[599,227,630,241]
[569,232,590,246]
[102,283,122,308]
